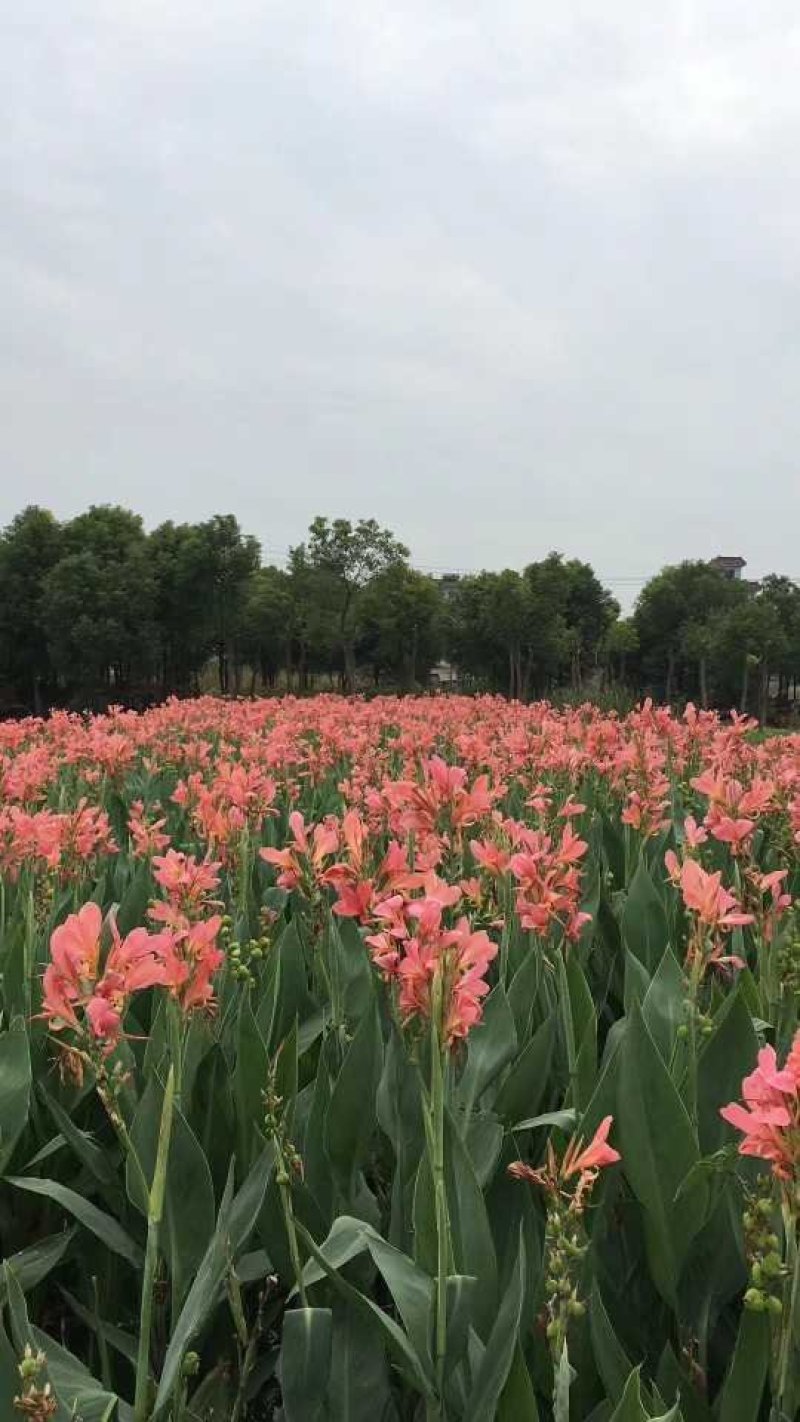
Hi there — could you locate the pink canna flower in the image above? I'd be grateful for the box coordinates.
[720,1036,800,1181]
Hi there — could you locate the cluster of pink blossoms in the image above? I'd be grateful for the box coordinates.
[721,1036,800,1182]
[42,902,177,1047]
[42,851,225,1049]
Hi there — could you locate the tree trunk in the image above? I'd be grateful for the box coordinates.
[740,659,750,714]
[665,648,675,703]
[760,666,769,728]
[343,640,357,694]
[699,656,708,710]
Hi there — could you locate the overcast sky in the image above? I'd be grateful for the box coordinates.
[3,2,800,608]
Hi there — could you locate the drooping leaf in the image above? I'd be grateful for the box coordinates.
[6,1176,142,1267]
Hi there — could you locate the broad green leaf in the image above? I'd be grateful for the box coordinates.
[235,990,270,1168]
[297,1214,435,1377]
[463,1233,526,1421]
[590,1282,638,1406]
[327,1299,398,1422]
[295,1220,435,1402]
[458,984,518,1112]
[115,860,153,935]
[621,863,670,974]
[445,1274,478,1376]
[127,1075,216,1309]
[495,1016,556,1127]
[697,989,758,1155]
[617,1003,706,1308]
[507,946,542,1044]
[7,1176,142,1266]
[642,948,685,1064]
[497,1341,540,1420]
[0,1018,31,1174]
[152,1142,276,1414]
[324,1004,382,1200]
[717,1308,770,1422]
[280,1307,332,1422]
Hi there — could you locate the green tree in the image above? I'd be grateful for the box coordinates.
[634,561,745,702]
[0,506,63,710]
[358,565,443,689]
[198,516,261,694]
[709,596,788,723]
[239,566,293,692]
[294,518,409,692]
[41,506,156,701]
[150,522,215,695]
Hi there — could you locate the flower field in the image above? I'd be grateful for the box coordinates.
[1,695,799,1422]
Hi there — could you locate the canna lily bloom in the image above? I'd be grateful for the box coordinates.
[670,855,754,930]
[720,1037,800,1181]
[561,1116,621,1178]
[509,1115,621,1202]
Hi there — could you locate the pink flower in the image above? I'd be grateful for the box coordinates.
[720,1036,800,1181]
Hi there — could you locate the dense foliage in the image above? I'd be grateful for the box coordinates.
[2,505,800,716]
[0,695,799,1420]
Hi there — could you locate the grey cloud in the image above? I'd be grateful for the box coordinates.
[2,1,800,608]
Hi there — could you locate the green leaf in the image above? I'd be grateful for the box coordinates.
[495,1016,556,1127]
[327,1299,398,1422]
[0,1018,31,1174]
[267,918,316,1050]
[445,1274,478,1376]
[564,951,598,1111]
[590,1282,637,1406]
[463,1232,526,1421]
[717,1308,770,1422]
[512,1109,577,1134]
[60,1286,139,1366]
[7,1176,142,1266]
[0,1230,75,1306]
[458,984,518,1111]
[554,1342,575,1422]
[697,989,758,1156]
[127,1074,216,1309]
[115,860,153,935]
[617,1002,706,1308]
[324,1004,382,1200]
[280,1307,333,1422]
[297,1214,434,1378]
[40,1085,120,1196]
[152,1142,276,1414]
[235,990,270,1169]
[507,947,542,1044]
[608,1368,649,1422]
[641,949,685,1064]
[497,1342,540,1420]
[4,1264,121,1422]
[295,1220,435,1402]
[621,863,670,974]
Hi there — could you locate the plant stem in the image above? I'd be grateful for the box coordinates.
[276,1168,308,1308]
[134,1067,175,1422]
[166,996,184,1111]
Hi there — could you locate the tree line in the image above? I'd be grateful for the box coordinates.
[0,503,798,720]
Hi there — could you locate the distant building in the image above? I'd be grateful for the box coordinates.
[429,660,459,689]
[438,574,461,604]
[710,555,747,581]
